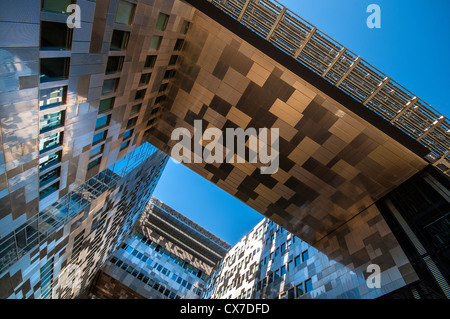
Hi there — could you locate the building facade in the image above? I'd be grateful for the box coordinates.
[88,197,230,299]
[0,0,448,299]
[0,143,168,298]
[204,166,449,300]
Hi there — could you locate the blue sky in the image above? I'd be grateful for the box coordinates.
[153,0,449,246]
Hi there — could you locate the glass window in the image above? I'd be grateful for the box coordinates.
[95,115,111,130]
[288,288,295,299]
[274,269,280,280]
[139,73,151,85]
[106,56,124,74]
[130,104,141,115]
[40,167,61,187]
[281,243,286,252]
[98,97,115,113]
[123,129,133,140]
[39,111,65,133]
[180,20,190,34]
[268,273,273,284]
[39,150,61,171]
[102,78,119,94]
[173,38,184,51]
[155,13,169,31]
[164,69,176,79]
[39,86,67,110]
[87,157,101,170]
[39,181,59,199]
[144,55,157,68]
[39,132,63,153]
[294,255,301,267]
[92,130,107,145]
[281,265,286,276]
[120,141,129,151]
[110,30,130,51]
[169,55,178,66]
[305,279,312,293]
[135,88,146,100]
[115,0,135,25]
[150,106,160,115]
[149,36,162,50]
[40,21,72,50]
[159,83,168,92]
[302,250,309,262]
[41,0,74,13]
[155,95,166,105]
[89,144,103,158]
[296,283,304,297]
[40,58,70,83]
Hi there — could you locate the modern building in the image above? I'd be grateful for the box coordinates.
[0,142,167,298]
[0,0,448,299]
[88,197,230,299]
[204,166,450,299]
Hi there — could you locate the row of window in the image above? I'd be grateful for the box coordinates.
[132,232,206,279]
[109,256,182,299]
[118,243,201,295]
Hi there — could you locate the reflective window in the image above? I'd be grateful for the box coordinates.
[281,265,286,276]
[39,111,65,133]
[123,129,133,140]
[39,151,61,171]
[98,97,115,113]
[296,283,304,297]
[305,278,312,293]
[169,55,178,66]
[144,55,157,68]
[130,104,141,115]
[92,130,107,145]
[288,288,295,299]
[95,115,111,130]
[40,21,72,50]
[180,20,190,34]
[110,30,130,50]
[87,157,101,170]
[302,250,309,262]
[41,0,74,13]
[294,255,301,266]
[115,0,136,25]
[106,56,124,74]
[159,83,168,92]
[174,38,184,51]
[39,86,67,110]
[39,257,54,299]
[149,36,162,50]
[139,73,151,85]
[164,69,176,79]
[135,88,146,100]
[102,78,119,94]
[126,117,137,129]
[39,132,63,153]
[39,181,59,200]
[40,58,70,83]
[89,144,103,158]
[120,141,130,151]
[274,269,280,280]
[155,13,169,31]
[40,167,61,187]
